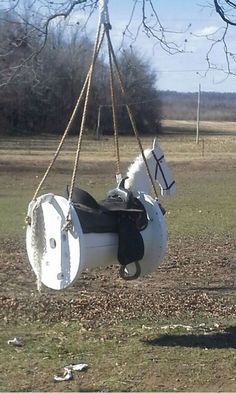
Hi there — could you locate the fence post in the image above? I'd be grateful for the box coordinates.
[196,83,201,144]
[96,105,102,140]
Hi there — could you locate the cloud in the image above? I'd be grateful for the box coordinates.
[194,25,220,36]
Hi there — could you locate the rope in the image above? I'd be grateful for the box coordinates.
[30,198,47,291]
[68,23,105,203]
[99,0,110,26]
[106,27,121,178]
[106,31,159,199]
[32,28,105,202]
[32,79,88,201]
[31,0,158,205]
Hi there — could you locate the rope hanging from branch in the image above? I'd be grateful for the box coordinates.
[31,24,105,201]
[105,27,159,199]
[68,23,105,203]
[30,0,159,205]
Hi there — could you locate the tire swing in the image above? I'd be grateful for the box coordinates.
[25,0,176,291]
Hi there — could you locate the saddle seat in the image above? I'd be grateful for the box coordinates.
[66,182,148,268]
[67,185,148,234]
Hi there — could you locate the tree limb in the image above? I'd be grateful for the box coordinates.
[214,0,236,25]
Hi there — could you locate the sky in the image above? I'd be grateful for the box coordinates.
[83,0,236,93]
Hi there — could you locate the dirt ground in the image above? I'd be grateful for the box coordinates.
[0,157,235,324]
[1,232,235,326]
[1,231,236,391]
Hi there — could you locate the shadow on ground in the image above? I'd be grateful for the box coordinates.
[144,326,236,349]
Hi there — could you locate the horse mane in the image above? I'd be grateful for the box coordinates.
[125,148,153,196]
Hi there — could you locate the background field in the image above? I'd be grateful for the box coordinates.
[0,123,236,391]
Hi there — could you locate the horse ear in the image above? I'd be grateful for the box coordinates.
[152,137,158,149]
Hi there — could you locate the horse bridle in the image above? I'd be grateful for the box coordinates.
[151,150,175,192]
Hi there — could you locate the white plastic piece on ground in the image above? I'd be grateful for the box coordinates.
[54,363,88,382]
[66,364,88,372]
[54,369,73,382]
[161,324,193,331]
[26,194,85,290]
[26,191,167,290]
[7,337,23,347]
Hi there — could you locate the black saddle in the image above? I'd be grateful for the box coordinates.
[65,181,148,268]
[66,181,147,234]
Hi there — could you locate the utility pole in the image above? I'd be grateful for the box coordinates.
[196,83,201,144]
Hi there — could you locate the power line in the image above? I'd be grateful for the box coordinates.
[98,97,160,108]
[158,69,208,73]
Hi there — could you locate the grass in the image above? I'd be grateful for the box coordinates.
[162,119,236,136]
[1,319,236,392]
[1,130,236,391]
[1,134,236,238]
[165,163,236,236]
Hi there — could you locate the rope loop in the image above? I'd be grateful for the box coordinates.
[61,218,73,232]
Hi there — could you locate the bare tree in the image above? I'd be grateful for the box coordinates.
[0,12,162,136]
[1,0,235,135]
[1,0,236,85]
[0,0,98,86]
[96,48,162,136]
[117,48,162,135]
[0,0,193,87]
[0,0,236,108]
[0,16,97,134]
[214,0,236,25]
[198,0,236,76]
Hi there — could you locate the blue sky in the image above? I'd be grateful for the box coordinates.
[84,0,236,93]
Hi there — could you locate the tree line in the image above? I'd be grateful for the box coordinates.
[0,11,162,136]
[160,91,236,122]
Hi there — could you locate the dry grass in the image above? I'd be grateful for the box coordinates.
[1,132,236,164]
[162,119,236,134]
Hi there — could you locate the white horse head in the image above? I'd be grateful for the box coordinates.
[125,138,176,197]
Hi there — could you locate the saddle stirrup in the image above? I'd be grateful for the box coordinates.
[119,261,141,281]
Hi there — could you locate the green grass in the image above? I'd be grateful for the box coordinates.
[164,167,236,236]
[1,134,236,239]
[1,319,236,392]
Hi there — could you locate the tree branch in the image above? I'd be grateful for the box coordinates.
[214,0,236,25]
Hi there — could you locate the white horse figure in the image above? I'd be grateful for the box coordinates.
[26,138,176,290]
[125,138,176,198]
